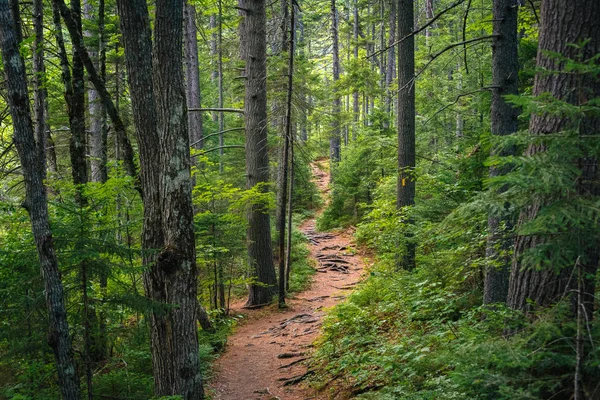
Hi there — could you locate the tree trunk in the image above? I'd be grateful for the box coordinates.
[330,0,341,165]
[397,0,416,270]
[85,0,108,183]
[483,0,519,305]
[507,0,600,320]
[352,0,359,140]
[425,0,433,44]
[239,0,278,306]
[69,0,89,187]
[55,0,139,188]
[385,0,396,122]
[0,4,81,398]
[218,0,225,172]
[33,0,47,176]
[115,0,170,394]
[184,2,203,150]
[153,2,203,397]
[278,1,295,307]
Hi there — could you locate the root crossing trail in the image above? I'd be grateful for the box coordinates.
[209,160,368,400]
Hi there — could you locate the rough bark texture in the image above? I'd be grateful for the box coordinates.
[115,0,168,394]
[507,0,600,318]
[184,3,203,150]
[330,0,341,164]
[483,0,519,305]
[117,1,207,398]
[153,1,203,397]
[239,0,278,306]
[0,3,81,398]
[397,0,416,270]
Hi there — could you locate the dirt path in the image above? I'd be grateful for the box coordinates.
[209,160,368,400]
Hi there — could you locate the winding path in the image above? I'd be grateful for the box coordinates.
[209,160,368,400]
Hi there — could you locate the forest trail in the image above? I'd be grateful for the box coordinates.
[209,159,368,400]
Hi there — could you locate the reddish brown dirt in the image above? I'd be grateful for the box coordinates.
[208,160,369,400]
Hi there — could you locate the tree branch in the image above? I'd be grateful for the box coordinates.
[189,127,245,147]
[367,0,467,59]
[192,145,245,157]
[188,107,245,114]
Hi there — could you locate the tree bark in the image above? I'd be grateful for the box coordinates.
[184,2,203,150]
[153,2,203,397]
[0,4,81,398]
[507,0,600,320]
[397,0,416,270]
[239,0,278,306]
[483,0,519,305]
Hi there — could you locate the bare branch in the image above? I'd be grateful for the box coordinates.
[367,0,467,59]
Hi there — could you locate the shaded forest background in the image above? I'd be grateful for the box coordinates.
[0,0,599,398]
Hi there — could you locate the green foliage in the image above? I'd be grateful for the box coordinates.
[310,45,600,400]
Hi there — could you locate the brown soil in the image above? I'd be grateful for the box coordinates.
[208,160,369,400]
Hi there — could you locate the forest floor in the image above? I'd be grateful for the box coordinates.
[208,159,369,400]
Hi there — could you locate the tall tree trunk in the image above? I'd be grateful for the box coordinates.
[153,2,203,397]
[385,0,396,123]
[425,0,433,44]
[184,2,203,150]
[352,0,359,140]
[69,0,89,187]
[397,0,416,270]
[33,0,47,176]
[55,0,139,188]
[298,10,308,142]
[483,0,519,305]
[330,0,341,165]
[240,0,278,306]
[278,1,295,307]
[0,4,81,398]
[85,0,108,183]
[507,0,600,320]
[114,0,169,394]
[218,0,225,172]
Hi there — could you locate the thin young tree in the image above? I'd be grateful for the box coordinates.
[278,0,296,307]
